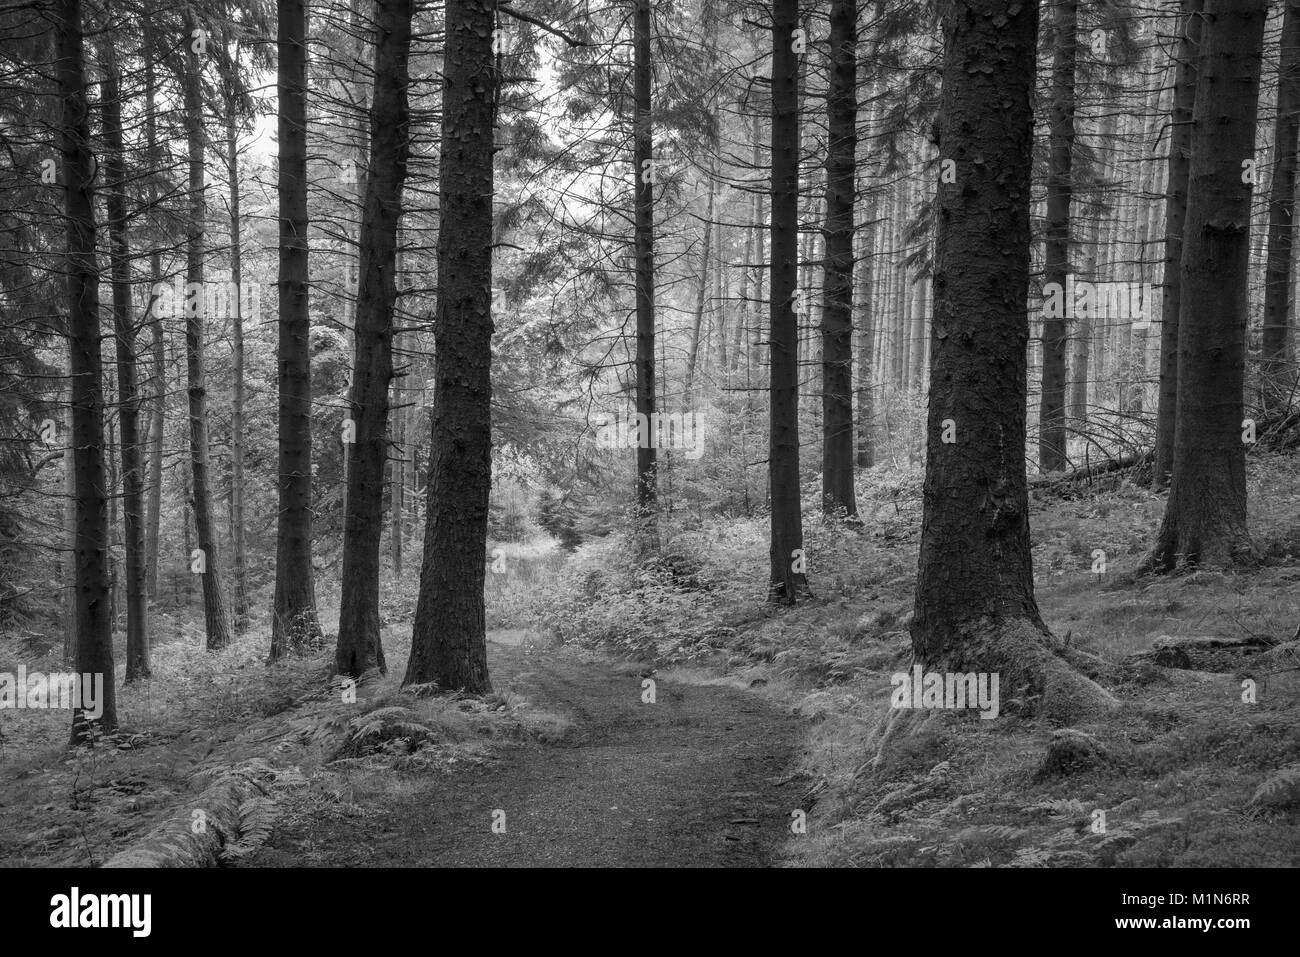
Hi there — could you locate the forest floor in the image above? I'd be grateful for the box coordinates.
[244,630,807,867]
[5,456,1300,868]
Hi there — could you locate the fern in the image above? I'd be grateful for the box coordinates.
[1246,764,1300,817]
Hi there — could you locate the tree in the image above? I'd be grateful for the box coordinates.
[59,0,117,739]
[911,0,1044,660]
[271,0,321,657]
[101,39,149,681]
[1037,0,1077,474]
[404,0,497,695]
[1261,0,1300,427]
[768,0,808,603]
[335,0,414,677]
[820,0,858,518]
[222,36,250,631]
[633,0,658,530]
[1144,0,1267,571]
[180,10,233,651]
[1154,0,1204,488]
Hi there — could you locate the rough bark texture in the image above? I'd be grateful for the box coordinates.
[768,0,808,603]
[336,0,413,677]
[912,0,1044,659]
[142,8,164,607]
[59,0,117,739]
[227,96,249,630]
[272,0,321,657]
[1145,0,1266,571]
[633,0,658,525]
[1038,0,1077,474]
[182,15,231,652]
[102,44,149,682]
[1154,0,1203,488]
[404,0,495,695]
[1261,0,1300,423]
[821,0,858,517]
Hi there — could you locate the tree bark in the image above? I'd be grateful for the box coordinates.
[1038,0,1077,474]
[59,0,117,739]
[404,0,496,694]
[226,93,249,631]
[335,0,414,677]
[142,9,164,604]
[102,40,149,681]
[633,0,658,527]
[1145,0,1267,571]
[821,0,858,516]
[911,0,1044,659]
[1154,0,1204,488]
[272,0,321,657]
[768,0,808,602]
[182,12,232,652]
[1261,0,1300,423]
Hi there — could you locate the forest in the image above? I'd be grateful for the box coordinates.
[0,0,1298,872]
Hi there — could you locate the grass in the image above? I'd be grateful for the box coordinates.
[523,452,1300,867]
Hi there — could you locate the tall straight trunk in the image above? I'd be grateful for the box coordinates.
[716,219,729,376]
[272,0,321,656]
[633,0,658,523]
[821,0,858,516]
[62,402,76,664]
[182,13,231,651]
[1262,0,1300,422]
[768,0,808,603]
[143,10,164,603]
[59,0,117,739]
[911,0,1044,658]
[404,0,495,694]
[391,326,403,579]
[1155,0,1204,487]
[685,174,715,396]
[855,187,876,469]
[335,0,413,677]
[102,42,148,681]
[226,96,249,630]
[1038,0,1077,473]
[1145,0,1267,571]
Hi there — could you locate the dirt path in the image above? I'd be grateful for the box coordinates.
[251,632,808,867]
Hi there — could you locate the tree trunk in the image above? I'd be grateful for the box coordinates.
[102,41,149,681]
[1038,0,1077,474]
[685,173,714,397]
[271,0,321,657]
[1261,0,1300,423]
[143,10,164,604]
[404,0,495,694]
[768,0,808,603]
[226,95,249,631]
[1154,0,1204,488]
[335,0,414,677]
[1145,0,1267,571]
[633,0,658,527]
[182,13,232,652]
[912,0,1045,658]
[821,0,858,517]
[59,0,117,739]
[855,187,876,469]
